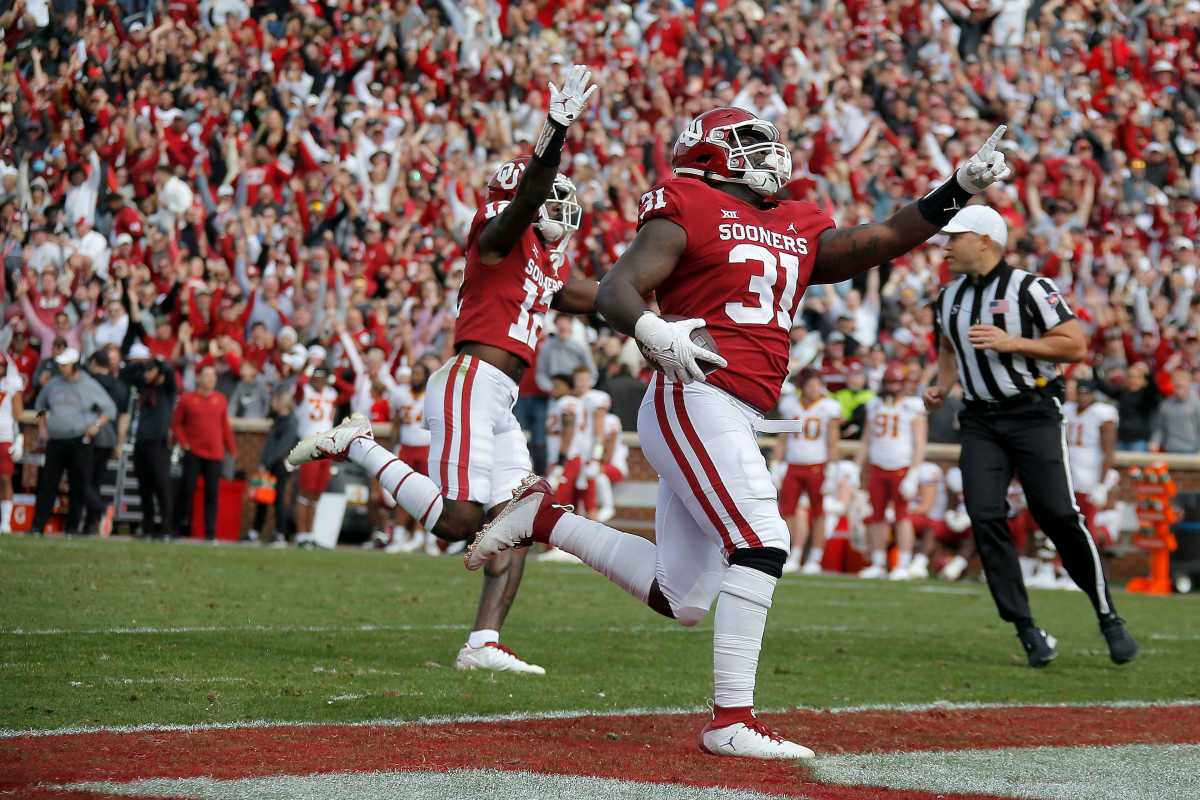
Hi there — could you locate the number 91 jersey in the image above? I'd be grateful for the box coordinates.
[455,202,564,366]
[638,177,834,412]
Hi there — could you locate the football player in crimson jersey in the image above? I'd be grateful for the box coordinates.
[468,108,1011,758]
[289,64,600,676]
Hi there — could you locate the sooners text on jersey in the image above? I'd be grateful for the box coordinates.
[456,196,563,366]
[638,177,834,412]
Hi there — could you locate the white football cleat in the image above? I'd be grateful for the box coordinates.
[888,566,914,581]
[939,555,968,581]
[699,717,815,760]
[536,547,582,564]
[907,562,929,580]
[465,475,552,571]
[800,561,823,575]
[781,557,801,575]
[858,564,887,579]
[287,413,372,466]
[455,642,545,675]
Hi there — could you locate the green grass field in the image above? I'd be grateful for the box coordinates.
[2,537,1199,733]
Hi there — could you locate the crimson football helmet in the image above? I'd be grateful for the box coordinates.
[485,156,581,242]
[672,107,792,196]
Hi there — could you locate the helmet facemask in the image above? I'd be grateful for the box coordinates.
[711,120,792,196]
[537,174,582,242]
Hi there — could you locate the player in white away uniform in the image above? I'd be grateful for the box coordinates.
[772,370,842,574]
[464,107,1010,758]
[591,412,628,522]
[293,368,339,546]
[1062,380,1119,547]
[857,365,928,580]
[384,361,434,554]
[935,467,975,580]
[0,355,25,533]
[289,63,600,675]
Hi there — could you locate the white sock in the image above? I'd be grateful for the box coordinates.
[467,629,499,649]
[804,546,823,566]
[785,548,801,565]
[712,565,777,708]
[1,500,13,531]
[349,439,443,531]
[911,552,929,569]
[871,550,887,568]
[594,473,613,509]
[897,551,912,569]
[549,512,656,604]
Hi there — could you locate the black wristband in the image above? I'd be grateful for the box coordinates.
[532,119,567,168]
[917,175,974,228]
[555,453,567,467]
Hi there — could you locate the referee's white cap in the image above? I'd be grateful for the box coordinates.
[941,205,1008,248]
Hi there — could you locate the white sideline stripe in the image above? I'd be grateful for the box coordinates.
[0,622,848,637]
[3,698,1198,740]
[64,769,788,800]
[812,743,1200,799]
[68,677,250,687]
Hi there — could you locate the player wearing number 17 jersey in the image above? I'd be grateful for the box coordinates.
[467,107,1015,758]
[289,63,600,676]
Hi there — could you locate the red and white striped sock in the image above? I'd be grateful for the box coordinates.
[348,439,443,532]
[548,512,656,605]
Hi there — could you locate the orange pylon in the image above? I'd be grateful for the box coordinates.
[1126,463,1179,595]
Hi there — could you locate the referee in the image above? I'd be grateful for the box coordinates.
[924,205,1138,668]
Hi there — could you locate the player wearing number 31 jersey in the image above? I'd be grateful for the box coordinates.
[289,62,601,676]
[467,106,1015,758]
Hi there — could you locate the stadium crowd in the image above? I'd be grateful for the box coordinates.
[0,0,1199,546]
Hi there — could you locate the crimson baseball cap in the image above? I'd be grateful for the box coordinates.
[941,205,1009,248]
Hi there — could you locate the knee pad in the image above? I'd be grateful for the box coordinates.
[728,546,788,579]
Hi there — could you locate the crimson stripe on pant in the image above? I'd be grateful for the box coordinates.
[671,382,763,549]
[374,458,400,483]
[438,355,464,496]
[455,357,480,502]
[653,377,735,553]
[390,471,413,502]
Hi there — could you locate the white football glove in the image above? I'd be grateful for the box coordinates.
[770,461,787,490]
[899,470,921,500]
[946,507,972,534]
[1089,468,1120,508]
[547,64,598,128]
[634,313,727,384]
[956,125,1013,194]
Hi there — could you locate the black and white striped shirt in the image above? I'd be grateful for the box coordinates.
[933,261,1075,402]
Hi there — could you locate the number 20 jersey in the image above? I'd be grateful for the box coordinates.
[455,203,564,366]
[638,177,834,412]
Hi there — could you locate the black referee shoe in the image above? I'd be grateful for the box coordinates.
[1100,616,1139,665]
[1017,627,1057,668]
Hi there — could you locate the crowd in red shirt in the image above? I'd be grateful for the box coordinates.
[0,0,1196,435]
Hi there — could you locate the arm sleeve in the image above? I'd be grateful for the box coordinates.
[1021,277,1075,335]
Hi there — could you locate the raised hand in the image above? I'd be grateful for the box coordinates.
[956,125,1012,194]
[547,63,598,128]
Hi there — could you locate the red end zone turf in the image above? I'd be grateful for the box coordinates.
[4,704,1199,799]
